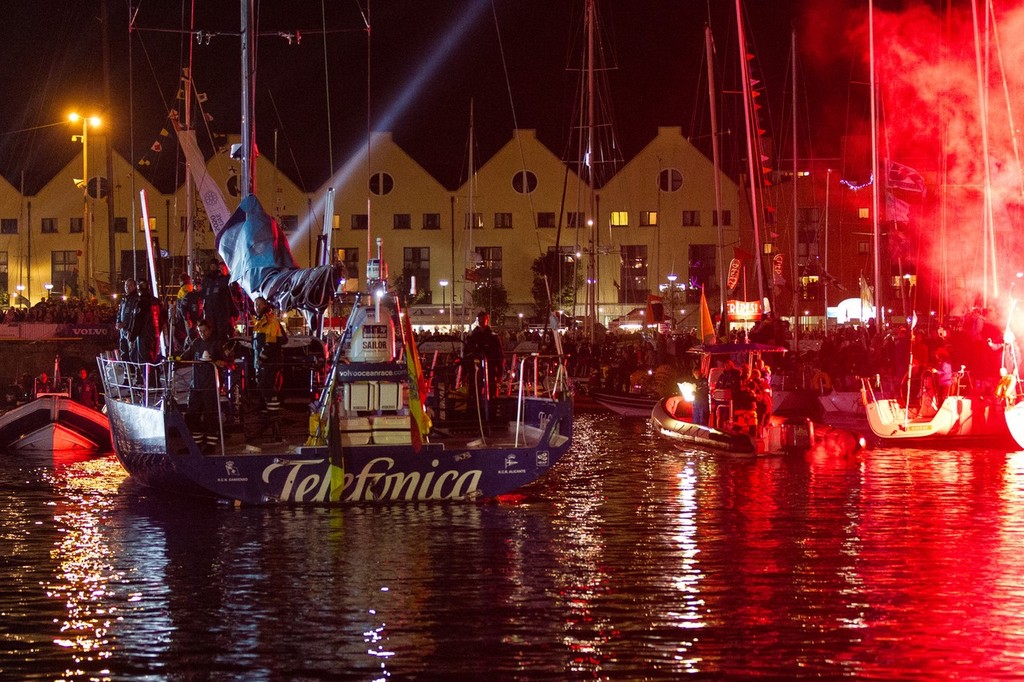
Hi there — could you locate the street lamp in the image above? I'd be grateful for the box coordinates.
[43,283,53,300]
[666,273,678,329]
[439,279,448,310]
[69,112,100,297]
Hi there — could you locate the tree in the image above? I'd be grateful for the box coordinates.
[470,281,509,325]
[391,267,431,306]
[530,251,581,319]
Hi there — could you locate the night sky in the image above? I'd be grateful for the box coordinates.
[0,0,867,195]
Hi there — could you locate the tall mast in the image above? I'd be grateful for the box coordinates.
[184,1,196,277]
[869,0,883,327]
[791,29,800,343]
[705,26,727,331]
[585,0,598,344]
[736,0,765,306]
[240,0,256,197]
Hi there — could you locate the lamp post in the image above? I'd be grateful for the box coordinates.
[69,112,100,297]
[43,283,53,300]
[666,273,678,329]
[439,279,450,328]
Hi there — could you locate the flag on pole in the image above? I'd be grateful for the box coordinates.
[699,287,717,345]
[860,274,874,308]
[886,159,926,193]
[400,308,431,452]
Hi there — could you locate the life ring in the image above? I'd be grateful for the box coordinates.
[811,369,833,394]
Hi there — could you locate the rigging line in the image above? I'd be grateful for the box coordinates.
[987,0,1024,199]
[265,88,307,191]
[489,0,541,245]
[321,0,334,175]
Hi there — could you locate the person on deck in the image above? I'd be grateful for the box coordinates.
[115,278,139,360]
[35,372,53,397]
[252,296,287,412]
[463,311,504,400]
[692,366,710,426]
[179,319,226,451]
[71,368,99,410]
[201,258,237,344]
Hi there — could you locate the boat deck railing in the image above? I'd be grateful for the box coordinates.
[97,352,171,409]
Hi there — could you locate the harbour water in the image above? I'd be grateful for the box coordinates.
[3,412,1024,680]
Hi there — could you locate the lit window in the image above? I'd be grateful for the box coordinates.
[610,211,629,227]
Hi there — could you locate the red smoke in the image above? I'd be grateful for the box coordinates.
[805,0,1024,321]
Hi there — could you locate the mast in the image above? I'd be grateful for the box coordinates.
[791,29,800,343]
[869,0,883,327]
[584,0,598,344]
[240,0,256,197]
[184,2,196,278]
[971,0,997,303]
[736,0,766,306]
[705,26,728,333]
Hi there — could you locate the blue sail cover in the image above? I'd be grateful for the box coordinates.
[217,194,340,313]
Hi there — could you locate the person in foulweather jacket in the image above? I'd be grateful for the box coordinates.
[252,296,287,411]
[201,259,237,344]
[179,319,226,451]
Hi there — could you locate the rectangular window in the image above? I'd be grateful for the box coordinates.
[332,214,341,231]
[682,210,701,227]
[639,211,658,227]
[180,216,188,233]
[610,211,629,227]
[70,217,83,234]
[465,212,483,229]
[567,212,584,228]
[351,214,368,230]
[422,213,441,230]
[337,248,360,282]
[1,218,17,235]
[41,218,58,234]
[494,212,512,229]
[712,210,732,227]
[474,246,503,286]
[687,244,716,303]
[0,251,7,301]
[51,250,79,295]
[857,240,869,255]
[138,217,156,233]
[858,207,870,220]
[393,213,411,230]
[536,212,556,228]
[798,207,820,224]
[280,215,298,232]
[403,247,431,302]
[619,245,648,304]
[114,217,128,233]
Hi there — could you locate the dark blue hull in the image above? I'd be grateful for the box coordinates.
[106,396,572,504]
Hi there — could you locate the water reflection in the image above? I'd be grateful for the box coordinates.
[4,420,1024,679]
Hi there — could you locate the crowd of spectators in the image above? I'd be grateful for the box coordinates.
[2,297,117,324]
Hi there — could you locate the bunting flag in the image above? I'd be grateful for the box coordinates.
[464,268,480,283]
[699,287,716,345]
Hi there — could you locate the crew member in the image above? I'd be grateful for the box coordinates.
[179,319,226,451]
[463,311,504,400]
[252,296,287,411]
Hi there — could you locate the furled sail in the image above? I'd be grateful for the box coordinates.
[218,194,340,314]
